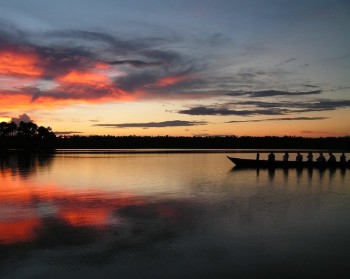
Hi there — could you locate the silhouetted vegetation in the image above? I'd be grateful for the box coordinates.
[0,120,349,150]
[54,135,350,151]
[0,121,56,149]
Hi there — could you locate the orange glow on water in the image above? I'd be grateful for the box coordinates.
[0,218,40,244]
[0,175,141,244]
[60,207,110,227]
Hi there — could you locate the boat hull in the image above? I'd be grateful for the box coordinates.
[227,156,349,169]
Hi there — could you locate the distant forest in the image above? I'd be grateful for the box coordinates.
[0,121,349,150]
[0,121,55,148]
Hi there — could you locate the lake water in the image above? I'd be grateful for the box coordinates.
[1,150,350,278]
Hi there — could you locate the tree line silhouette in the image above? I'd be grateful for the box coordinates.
[0,120,349,150]
[0,121,55,148]
[55,135,350,150]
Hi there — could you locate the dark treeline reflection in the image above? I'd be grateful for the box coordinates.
[0,151,55,177]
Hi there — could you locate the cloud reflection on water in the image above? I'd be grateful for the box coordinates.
[0,152,197,264]
[0,188,196,248]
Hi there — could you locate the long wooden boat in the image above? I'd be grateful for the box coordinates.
[227,156,350,169]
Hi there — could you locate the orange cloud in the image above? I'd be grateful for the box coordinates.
[0,82,139,111]
[45,67,139,102]
[58,70,109,85]
[0,92,70,111]
[0,50,43,77]
[95,62,110,70]
[156,75,191,87]
[0,50,193,111]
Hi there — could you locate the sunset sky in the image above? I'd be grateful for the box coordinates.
[0,0,349,136]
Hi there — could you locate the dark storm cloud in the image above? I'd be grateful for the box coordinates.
[114,61,203,93]
[115,72,160,92]
[302,84,319,88]
[0,20,191,77]
[140,49,182,64]
[227,90,322,97]
[177,99,350,118]
[0,22,97,78]
[0,86,66,102]
[108,60,164,67]
[45,30,182,65]
[0,19,211,101]
[331,86,350,92]
[93,120,207,128]
[113,50,208,95]
[23,84,118,102]
[0,19,259,102]
[52,86,112,100]
[178,106,287,116]
[305,99,350,110]
[35,25,204,96]
[0,19,206,102]
[111,49,202,92]
[152,78,209,96]
[0,18,347,107]
[235,69,266,80]
[227,116,328,123]
[232,100,293,108]
[233,99,350,111]
[38,46,96,79]
[0,23,24,46]
[45,30,148,53]
[233,67,289,83]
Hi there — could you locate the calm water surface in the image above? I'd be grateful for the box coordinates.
[1,151,350,278]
